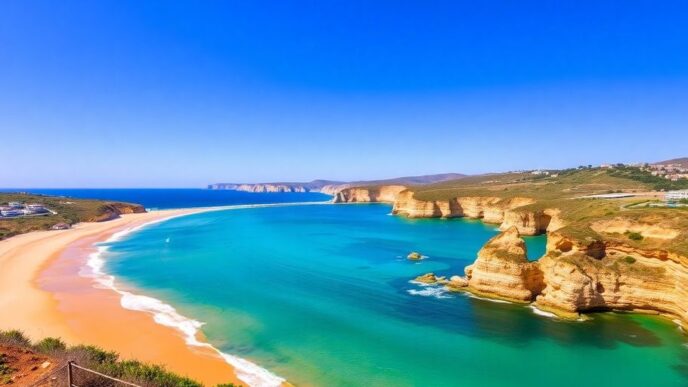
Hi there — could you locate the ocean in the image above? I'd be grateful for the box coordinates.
[83,195,687,387]
[10,189,687,386]
[2,188,330,209]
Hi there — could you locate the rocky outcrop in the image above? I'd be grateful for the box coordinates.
[207,180,345,193]
[533,230,688,324]
[417,222,688,328]
[391,190,561,235]
[333,185,407,203]
[88,203,146,222]
[591,218,680,240]
[319,184,350,195]
[464,227,544,302]
[500,208,564,235]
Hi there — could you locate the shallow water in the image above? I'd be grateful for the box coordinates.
[103,203,688,386]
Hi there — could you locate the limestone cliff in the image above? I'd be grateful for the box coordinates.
[319,184,351,195]
[391,190,561,235]
[534,230,688,325]
[333,185,407,203]
[419,222,688,328]
[464,227,544,302]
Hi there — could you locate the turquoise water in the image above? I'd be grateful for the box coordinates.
[104,204,688,386]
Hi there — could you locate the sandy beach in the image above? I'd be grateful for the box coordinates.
[0,209,243,386]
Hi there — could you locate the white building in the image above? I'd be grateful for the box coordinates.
[666,190,688,201]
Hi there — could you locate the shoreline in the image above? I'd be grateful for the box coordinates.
[0,204,314,386]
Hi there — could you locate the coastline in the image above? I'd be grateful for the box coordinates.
[0,205,306,386]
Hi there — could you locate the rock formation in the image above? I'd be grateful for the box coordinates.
[463,227,543,302]
[391,190,562,235]
[332,185,407,203]
[416,222,688,328]
[87,203,146,222]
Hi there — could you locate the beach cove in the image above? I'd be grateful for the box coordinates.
[0,208,251,385]
[1,191,688,386]
[89,202,688,386]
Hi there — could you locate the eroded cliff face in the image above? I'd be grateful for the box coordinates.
[420,222,688,328]
[534,231,688,324]
[333,185,407,203]
[319,184,350,195]
[234,184,308,193]
[464,227,544,302]
[391,190,562,235]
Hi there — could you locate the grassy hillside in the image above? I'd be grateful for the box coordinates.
[0,192,145,240]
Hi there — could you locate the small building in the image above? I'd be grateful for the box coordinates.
[531,170,549,175]
[666,190,688,202]
[1,209,24,217]
[7,202,23,208]
[51,222,71,230]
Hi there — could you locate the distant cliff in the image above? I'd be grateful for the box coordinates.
[208,173,467,195]
[207,180,342,193]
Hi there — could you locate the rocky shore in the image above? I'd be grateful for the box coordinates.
[334,184,688,328]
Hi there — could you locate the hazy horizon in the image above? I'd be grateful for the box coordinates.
[2,1,687,187]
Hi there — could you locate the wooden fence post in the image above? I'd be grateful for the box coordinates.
[67,361,74,386]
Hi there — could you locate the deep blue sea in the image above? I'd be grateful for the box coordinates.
[1,188,330,209]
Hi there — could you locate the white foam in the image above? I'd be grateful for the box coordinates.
[673,319,685,333]
[408,280,435,287]
[529,305,558,318]
[80,205,296,387]
[407,287,451,299]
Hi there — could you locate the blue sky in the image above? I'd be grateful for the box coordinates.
[1,1,687,187]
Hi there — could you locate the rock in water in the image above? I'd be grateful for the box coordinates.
[407,252,423,260]
[414,273,437,284]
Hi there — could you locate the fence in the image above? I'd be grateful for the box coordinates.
[32,361,142,387]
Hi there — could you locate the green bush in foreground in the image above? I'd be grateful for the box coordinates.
[0,330,31,347]
[34,337,67,353]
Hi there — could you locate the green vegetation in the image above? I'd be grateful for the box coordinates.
[0,353,13,384]
[680,198,688,205]
[624,256,637,264]
[0,192,144,240]
[607,166,688,191]
[0,330,239,387]
[34,337,67,353]
[627,232,644,241]
[0,330,31,347]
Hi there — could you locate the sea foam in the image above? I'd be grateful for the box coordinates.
[407,287,452,299]
[79,204,319,387]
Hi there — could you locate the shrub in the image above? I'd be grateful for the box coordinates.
[624,256,637,264]
[0,330,31,347]
[0,353,15,384]
[627,232,643,241]
[95,359,202,387]
[34,337,67,353]
[69,344,119,364]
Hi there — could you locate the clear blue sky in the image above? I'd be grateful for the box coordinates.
[1,1,687,187]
